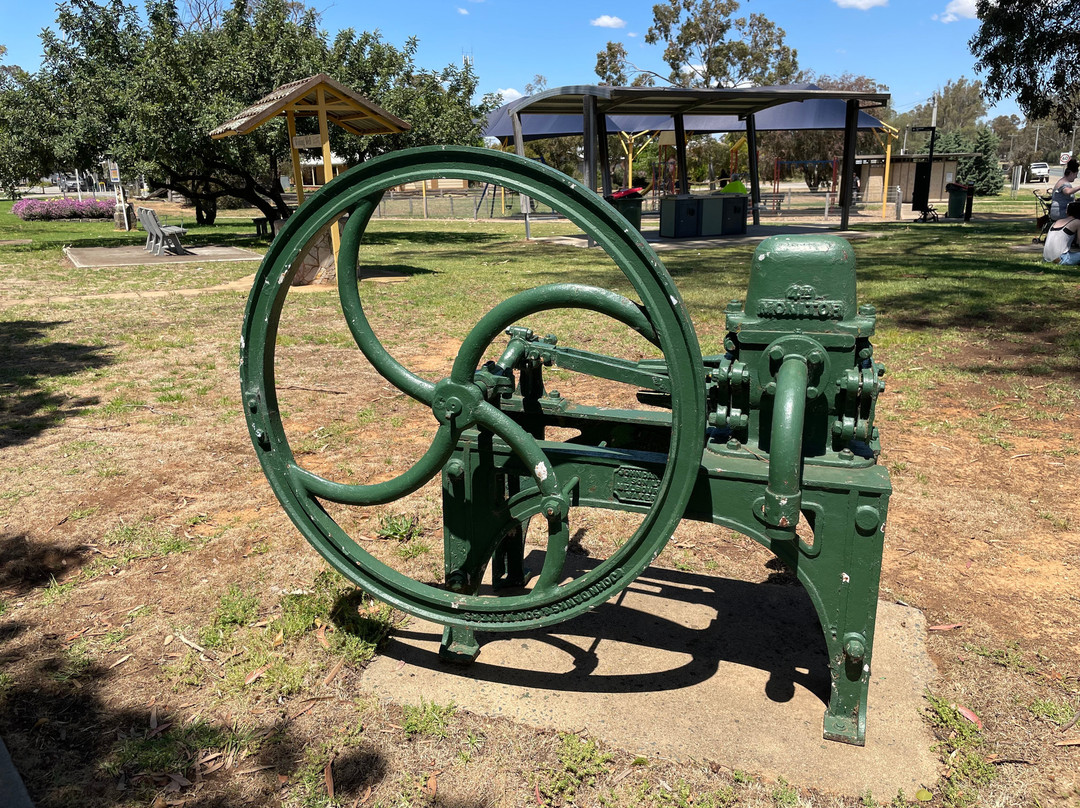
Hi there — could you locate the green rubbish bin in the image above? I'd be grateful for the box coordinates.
[946,182,972,219]
[608,195,643,230]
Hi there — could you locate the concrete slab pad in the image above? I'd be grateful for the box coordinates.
[65,244,262,268]
[364,566,939,797]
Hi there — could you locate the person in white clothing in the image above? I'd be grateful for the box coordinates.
[1043,200,1080,264]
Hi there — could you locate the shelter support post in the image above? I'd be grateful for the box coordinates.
[286,109,306,205]
[511,111,531,240]
[674,114,689,195]
[583,96,599,193]
[881,130,894,220]
[597,111,612,197]
[746,114,761,227]
[839,99,859,230]
[316,87,340,260]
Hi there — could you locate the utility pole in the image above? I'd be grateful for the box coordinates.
[1034,122,1041,155]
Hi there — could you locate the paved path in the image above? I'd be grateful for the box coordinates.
[64,244,262,268]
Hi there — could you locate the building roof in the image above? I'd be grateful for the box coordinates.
[209,73,410,140]
[511,83,889,118]
[484,96,887,142]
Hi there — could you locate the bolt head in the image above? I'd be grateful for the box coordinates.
[765,381,777,395]
[844,637,866,662]
[807,350,824,366]
[768,345,785,362]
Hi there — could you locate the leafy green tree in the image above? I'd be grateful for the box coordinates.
[965,127,1005,196]
[596,0,798,89]
[0,48,54,197]
[970,0,1078,130]
[26,0,494,222]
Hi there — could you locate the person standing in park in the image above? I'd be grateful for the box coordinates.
[1043,200,1080,263]
[1050,159,1080,220]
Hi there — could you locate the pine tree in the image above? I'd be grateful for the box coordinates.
[967,127,1005,196]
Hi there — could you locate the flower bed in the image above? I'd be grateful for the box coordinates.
[12,197,116,221]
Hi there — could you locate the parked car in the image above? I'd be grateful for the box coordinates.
[1029,162,1051,182]
[50,173,93,192]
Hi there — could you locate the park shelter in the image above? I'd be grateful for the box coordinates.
[493,84,890,232]
[209,73,409,259]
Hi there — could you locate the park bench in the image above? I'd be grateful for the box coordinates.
[757,192,787,214]
[137,207,189,256]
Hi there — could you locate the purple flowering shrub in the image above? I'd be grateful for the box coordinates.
[12,197,116,221]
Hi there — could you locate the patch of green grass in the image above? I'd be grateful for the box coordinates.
[962,641,1035,673]
[393,539,430,560]
[1028,697,1077,725]
[0,672,14,699]
[53,637,93,681]
[84,520,192,578]
[401,698,457,739]
[67,505,99,520]
[1037,510,1070,531]
[376,512,423,542]
[772,776,799,807]
[539,733,613,804]
[198,584,260,649]
[41,574,78,606]
[100,718,258,779]
[97,394,144,417]
[924,692,996,807]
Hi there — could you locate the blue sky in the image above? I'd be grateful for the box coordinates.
[0,0,1019,120]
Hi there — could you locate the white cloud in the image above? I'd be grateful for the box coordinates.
[591,15,627,28]
[457,7,468,14]
[935,0,977,23]
[497,88,523,103]
[832,0,888,9]
[628,32,638,38]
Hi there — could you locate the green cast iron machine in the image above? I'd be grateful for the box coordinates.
[240,146,890,746]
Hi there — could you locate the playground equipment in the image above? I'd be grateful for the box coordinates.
[241,146,891,746]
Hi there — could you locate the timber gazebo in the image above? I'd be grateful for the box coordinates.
[210,74,409,279]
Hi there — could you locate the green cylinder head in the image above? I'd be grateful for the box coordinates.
[730,235,865,334]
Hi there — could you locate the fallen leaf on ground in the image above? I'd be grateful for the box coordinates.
[109,654,133,669]
[424,773,437,797]
[951,704,983,730]
[324,758,335,798]
[928,623,963,631]
[315,624,330,649]
[244,663,273,685]
[1054,739,1080,746]
[353,785,372,806]
[915,788,933,802]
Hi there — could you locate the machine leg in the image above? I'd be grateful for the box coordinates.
[781,490,888,746]
[440,625,480,663]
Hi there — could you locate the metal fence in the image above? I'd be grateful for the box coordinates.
[369,184,908,222]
